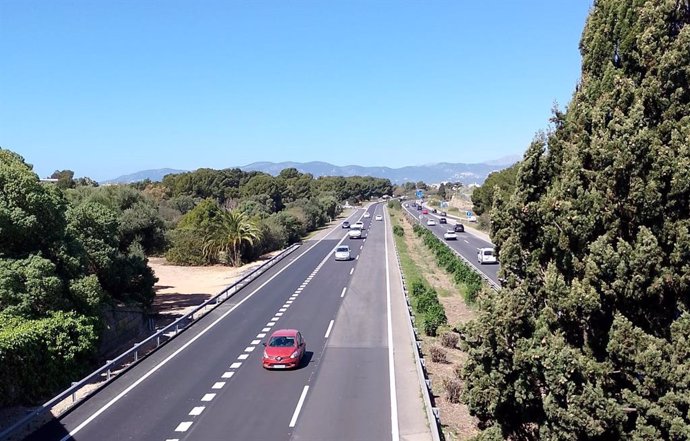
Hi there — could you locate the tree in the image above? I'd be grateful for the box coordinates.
[202,210,261,266]
[470,163,520,216]
[51,169,75,189]
[460,2,690,439]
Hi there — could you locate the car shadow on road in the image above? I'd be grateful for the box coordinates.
[299,351,315,369]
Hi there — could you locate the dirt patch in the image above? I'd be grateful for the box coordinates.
[397,212,480,440]
[148,253,279,326]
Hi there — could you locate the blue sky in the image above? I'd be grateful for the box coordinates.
[1,1,592,181]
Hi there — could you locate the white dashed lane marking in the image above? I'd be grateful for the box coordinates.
[175,422,193,432]
[201,393,216,402]
[189,407,205,416]
[341,287,347,298]
[245,346,255,352]
[349,268,354,275]
[238,354,249,360]
[212,382,225,389]
[230,362,241,369]
[222,372,234,379]
[251,339,261,345]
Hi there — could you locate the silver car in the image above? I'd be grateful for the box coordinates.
[334,245,352,261]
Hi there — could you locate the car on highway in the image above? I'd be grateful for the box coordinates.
[417,205,422,211]
[334,245,352,261]
[363,212,371,218]
[439,217,447,224]
[443,229,457,240]
[353,221,364,230]
[348,228,362,239]
[440,211,447,216]
[342,221,350,228]
[431,208,437,214]
[375,214,383,221]
[454,223,465,233]
[422,209,428,214]
[477,247,497,264]
[262,329,306,369]
[426,219,436,226]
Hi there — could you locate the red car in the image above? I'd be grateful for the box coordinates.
[422,209,429,214]
[262,329,306,369]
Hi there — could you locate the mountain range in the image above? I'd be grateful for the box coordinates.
[102,156,521,186]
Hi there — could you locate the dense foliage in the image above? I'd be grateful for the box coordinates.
[409,279,448,337]
[460,2,690,439]
[470,162,520,216]
[0,149,159,405]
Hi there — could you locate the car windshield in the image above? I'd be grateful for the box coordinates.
[269,336,295,347]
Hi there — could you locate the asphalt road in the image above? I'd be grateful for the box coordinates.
[26,204,396,441]
[402,204,501,286]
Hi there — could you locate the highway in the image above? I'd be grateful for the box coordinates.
[26,204,398,441]
[401,204,501,286]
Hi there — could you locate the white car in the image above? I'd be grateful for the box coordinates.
[426,219,436,226]
[375,215,383,221]
[348,228,362,239]
[363,212,371,218]
[443,229,457,240]
[477,247,497,264]
[353,221,364,230]
[334,245,352,261]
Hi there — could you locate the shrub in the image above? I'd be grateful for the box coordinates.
[422,302,447,336]
[428,345,447,363]
[393,225,404,237]
[440,331,459,348]
[443,376,462,403]
[0,311,99,406]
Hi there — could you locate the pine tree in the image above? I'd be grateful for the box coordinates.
[460,1,690,439]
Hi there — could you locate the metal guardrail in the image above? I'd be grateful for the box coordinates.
[386,207,442,441]
[402,208,501,292]
[0,242,302,441]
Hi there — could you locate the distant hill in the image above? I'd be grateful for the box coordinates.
[100,168,186,184]
[102,160,518,185]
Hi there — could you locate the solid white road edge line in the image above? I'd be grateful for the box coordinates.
[324,320,334,338]
[384,206,400,441]
[58,225,343,441]
[289,385,310,428]
[340,287,347,298]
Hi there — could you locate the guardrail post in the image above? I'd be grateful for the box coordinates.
[106,360,112,380]
[157,335,160,347]
[133,344,139,362]
[71,382,78,402]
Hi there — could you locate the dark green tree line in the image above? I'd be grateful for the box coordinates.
[460,2,690,440]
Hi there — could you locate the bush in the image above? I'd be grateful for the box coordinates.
[440,331,459,348]
[393,225,404,237]
[443,376,462,404]
[0,311,99,406]
[422,302,447,336]
[428,345,447,363]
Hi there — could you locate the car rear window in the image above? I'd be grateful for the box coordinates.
[483,250,493,256]
[337,246,349,252]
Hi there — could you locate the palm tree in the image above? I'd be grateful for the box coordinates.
[202,209,261,266]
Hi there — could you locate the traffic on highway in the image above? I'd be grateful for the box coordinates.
[25,204,403,441]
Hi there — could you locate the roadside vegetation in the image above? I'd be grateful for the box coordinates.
[388,203,480,439]
[0,149,392,407]
[460,2,690,439]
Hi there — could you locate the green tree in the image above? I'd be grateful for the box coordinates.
[470,162,520,216]
[461,2,690,439]
[50,169,75,189]
[202,210,261,266]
